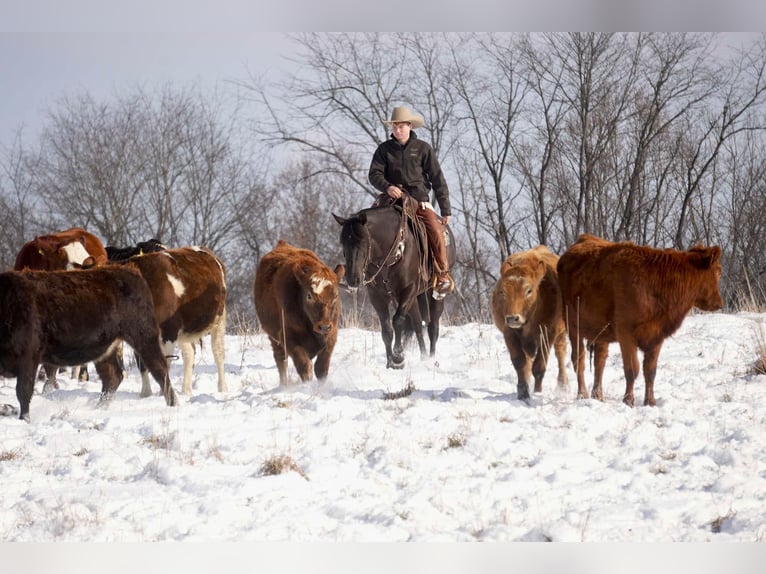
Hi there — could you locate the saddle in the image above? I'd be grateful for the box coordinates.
[371,193,431,287]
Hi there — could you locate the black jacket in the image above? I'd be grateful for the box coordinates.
[368,131,451,217]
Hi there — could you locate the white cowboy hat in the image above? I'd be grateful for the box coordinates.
[382,106,425,129]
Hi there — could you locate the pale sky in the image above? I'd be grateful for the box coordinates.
[0,32,294,143]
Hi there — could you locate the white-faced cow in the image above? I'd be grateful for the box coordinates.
[117,246,228,397]
[14,227,108,271]
[557,234,723,407]
[0,267,177,422]
[253,240,345,385]
[14,227,110,388]
[491,245,568,401]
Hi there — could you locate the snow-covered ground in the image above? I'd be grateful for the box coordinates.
[1,311,765,544]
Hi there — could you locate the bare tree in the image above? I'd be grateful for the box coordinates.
[0,130,44,268]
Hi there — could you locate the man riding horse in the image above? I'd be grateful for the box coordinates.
[368,106,455,299]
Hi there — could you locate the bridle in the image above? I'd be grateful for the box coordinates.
[358,212,407,287]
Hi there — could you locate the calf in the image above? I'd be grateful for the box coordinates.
[0,267,177,422]
[557,234,723,406]
[118,247,227,397]
[491,245,568,400]
[254,240,344,385]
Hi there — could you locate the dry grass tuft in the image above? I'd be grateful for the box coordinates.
[751,325,766,375]
[141,432,176,451]
[446,433,466,449]
[710,510,736,533]
[383,381,415,400]
[0,449,22,462]
[260,454,308,480]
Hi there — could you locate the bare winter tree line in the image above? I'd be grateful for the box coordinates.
[2,32,766,329]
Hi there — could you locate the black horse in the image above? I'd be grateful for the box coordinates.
[333,200,456,369]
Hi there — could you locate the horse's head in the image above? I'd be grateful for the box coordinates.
[333,212,369,291]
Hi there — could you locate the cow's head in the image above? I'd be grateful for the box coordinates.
[497,256,548,329]
[689,244,723,312]
[58,238,93,270]
[297,263,343,339]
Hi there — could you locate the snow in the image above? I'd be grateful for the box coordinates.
[1,311,766,544]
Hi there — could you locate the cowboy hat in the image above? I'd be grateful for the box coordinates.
[382,106,425,129]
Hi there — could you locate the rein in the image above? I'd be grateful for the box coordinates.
[361,209,407,287]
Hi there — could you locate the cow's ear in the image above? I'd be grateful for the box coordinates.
[334,264,346,281]
[690,246,721,269]
[709,245,722,265]
[332,213,346,226]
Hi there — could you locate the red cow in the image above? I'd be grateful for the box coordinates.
[491,245,568,400]
[557,234,723,407]
[118,246,228,397]
[0,266,177,422]
[254,240,344,385]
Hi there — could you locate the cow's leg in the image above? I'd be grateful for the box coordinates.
[531,349,546,394]
[131,339,176,406]
[70,364,88,382]
[553,330,569,393]
[210,310,228,392]
[289,346,314,381]
[180,341,195,396]
[504,332,531,400]
[16,366,37,423]
[136,354,152,398]
[618,340,640,407]
[570,334,589,399]
[591,341,610,401]
[42,363,59,393]
[314,337,336,381]
[96,353,124,407]
[641,343,663,407]
[269,339,289,385]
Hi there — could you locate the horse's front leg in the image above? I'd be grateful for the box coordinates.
[390,305,408,368]
[370,294,398,369]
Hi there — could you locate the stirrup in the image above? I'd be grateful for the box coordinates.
[431,272,454,299]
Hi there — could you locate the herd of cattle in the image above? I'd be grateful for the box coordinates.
[0,225,723,423]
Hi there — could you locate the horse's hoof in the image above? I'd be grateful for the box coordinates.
[98,392,114,408]
[387,357,405,369]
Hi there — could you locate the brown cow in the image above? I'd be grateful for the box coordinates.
[0,267,177,422]
[14,227,109,387]
[117,246,228,397]
[557,234,723,407]
[491,245,569,401]
[253,240,345,385]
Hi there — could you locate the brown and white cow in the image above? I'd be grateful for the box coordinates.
[557,233,723,407]
[0,267,177,422]
[117,246,228,397]
[491,245,569,401]
[14,227,108,271]
[14,227,110,387]
[253,240,345,385]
